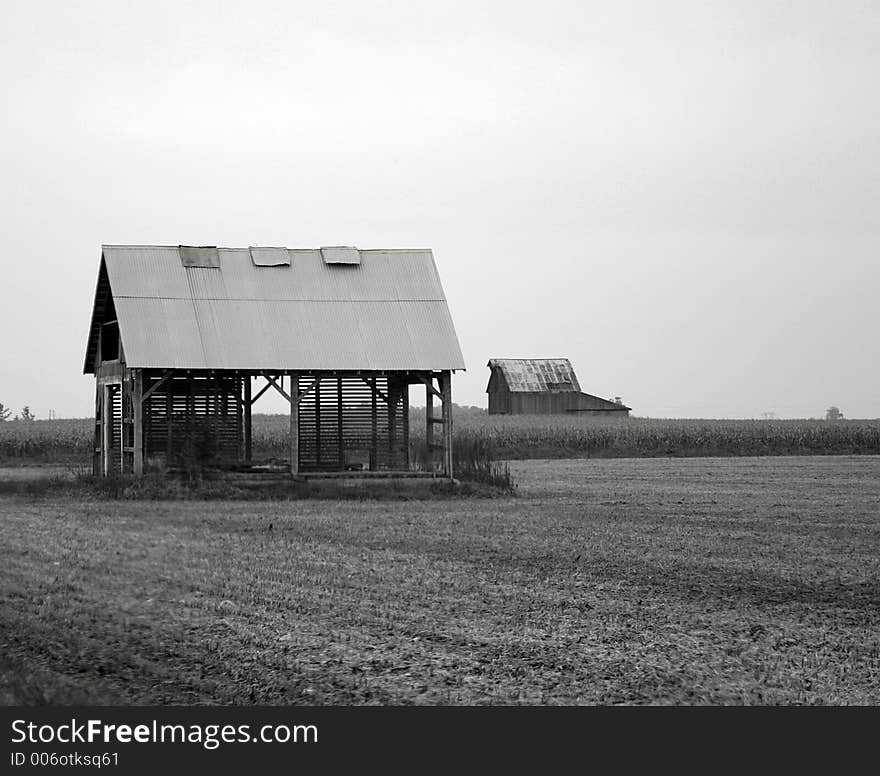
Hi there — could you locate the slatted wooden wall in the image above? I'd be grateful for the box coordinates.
[298,375,409,471]
[142,374,243,465]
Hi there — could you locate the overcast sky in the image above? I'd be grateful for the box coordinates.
[1,0,878,418]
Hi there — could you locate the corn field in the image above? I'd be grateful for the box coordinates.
[422,415,880,460]
[0,419,94,463]
[2,413,880,464]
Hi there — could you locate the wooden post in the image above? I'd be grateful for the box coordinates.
[403,381,410,470]
[166,379,173,460]
[290,373,299,475]
[425,376,434,472]
[94,382,102,476]
[315,378,321,468]
[440,370,453,479]
[370,376,378,471]
[102,384,110,477]
[243,376,252,462]
[133,369,144,476]
[388,375,397,468]
[337,377,343,470]
[186,372,193,440]
[120,383,125,474]
[234,376,243,462]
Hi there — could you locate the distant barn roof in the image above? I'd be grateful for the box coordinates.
[84,245,465,374]
[487,358,582,392]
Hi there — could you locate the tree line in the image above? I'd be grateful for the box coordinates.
[0,403,36,422]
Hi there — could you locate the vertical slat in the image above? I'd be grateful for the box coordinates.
[186,373,193,441]
[243,376,252,462]
[293,373,412,473]
[102,385,110,477]
[315,378,321,467]
[440,370,453,479]
[371,376,378,471]
[94,382,102,476]
[133,369,143,476]
[117,384,124,474]
[425,377,434,471]
[209,372,216,436]
[165,379,173,458]
[388,374,396,464]
[337,377,343,469]
[235,376,243,462]
[290,373,299,475]
[403,380,410,470]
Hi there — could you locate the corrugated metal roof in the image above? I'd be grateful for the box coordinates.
[102,247,446,301]
[86,245,465,373]
[487,359,582,392]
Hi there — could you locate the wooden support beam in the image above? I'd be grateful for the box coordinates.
[415,373,443,401]
[388,379,397,466]
[290,373,300,475]
[243,377,252,462]
[166,387,173,460]
[142,369,174,402]
[440,370,453,479]
[93,383,101,476]
[371,376,378,471]
[425,379,435,472]
[102,384,110,477]
[315,378,322,468]
[403,379,410,470]
[119,381,125,474]
[300,471,444,480]
[298,379,319,400]
[263,373,291,403]
[132,369,144,476]
[234,376,242,462]
[250,380,273,405]
[337,377,343,470]
[186,373,193,440]
[358,376,389,405]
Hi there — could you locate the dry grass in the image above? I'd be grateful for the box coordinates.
[1,456,878,705]
[0,470,505,501]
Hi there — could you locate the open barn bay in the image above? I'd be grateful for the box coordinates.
[1,456,878,705]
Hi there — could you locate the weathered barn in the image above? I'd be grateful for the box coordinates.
[84,245,465,478]
[486,359,630,416]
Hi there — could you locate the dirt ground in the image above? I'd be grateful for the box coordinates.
[1,456,878,705]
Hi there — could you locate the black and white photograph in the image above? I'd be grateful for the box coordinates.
[1,0,878,762]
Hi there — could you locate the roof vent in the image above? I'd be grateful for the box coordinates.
[249,247,290,266]
[321,246,360,265]
[179,246,220,268]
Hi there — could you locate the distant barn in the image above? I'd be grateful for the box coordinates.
[486,359,630,416]
[84,245,465,478]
